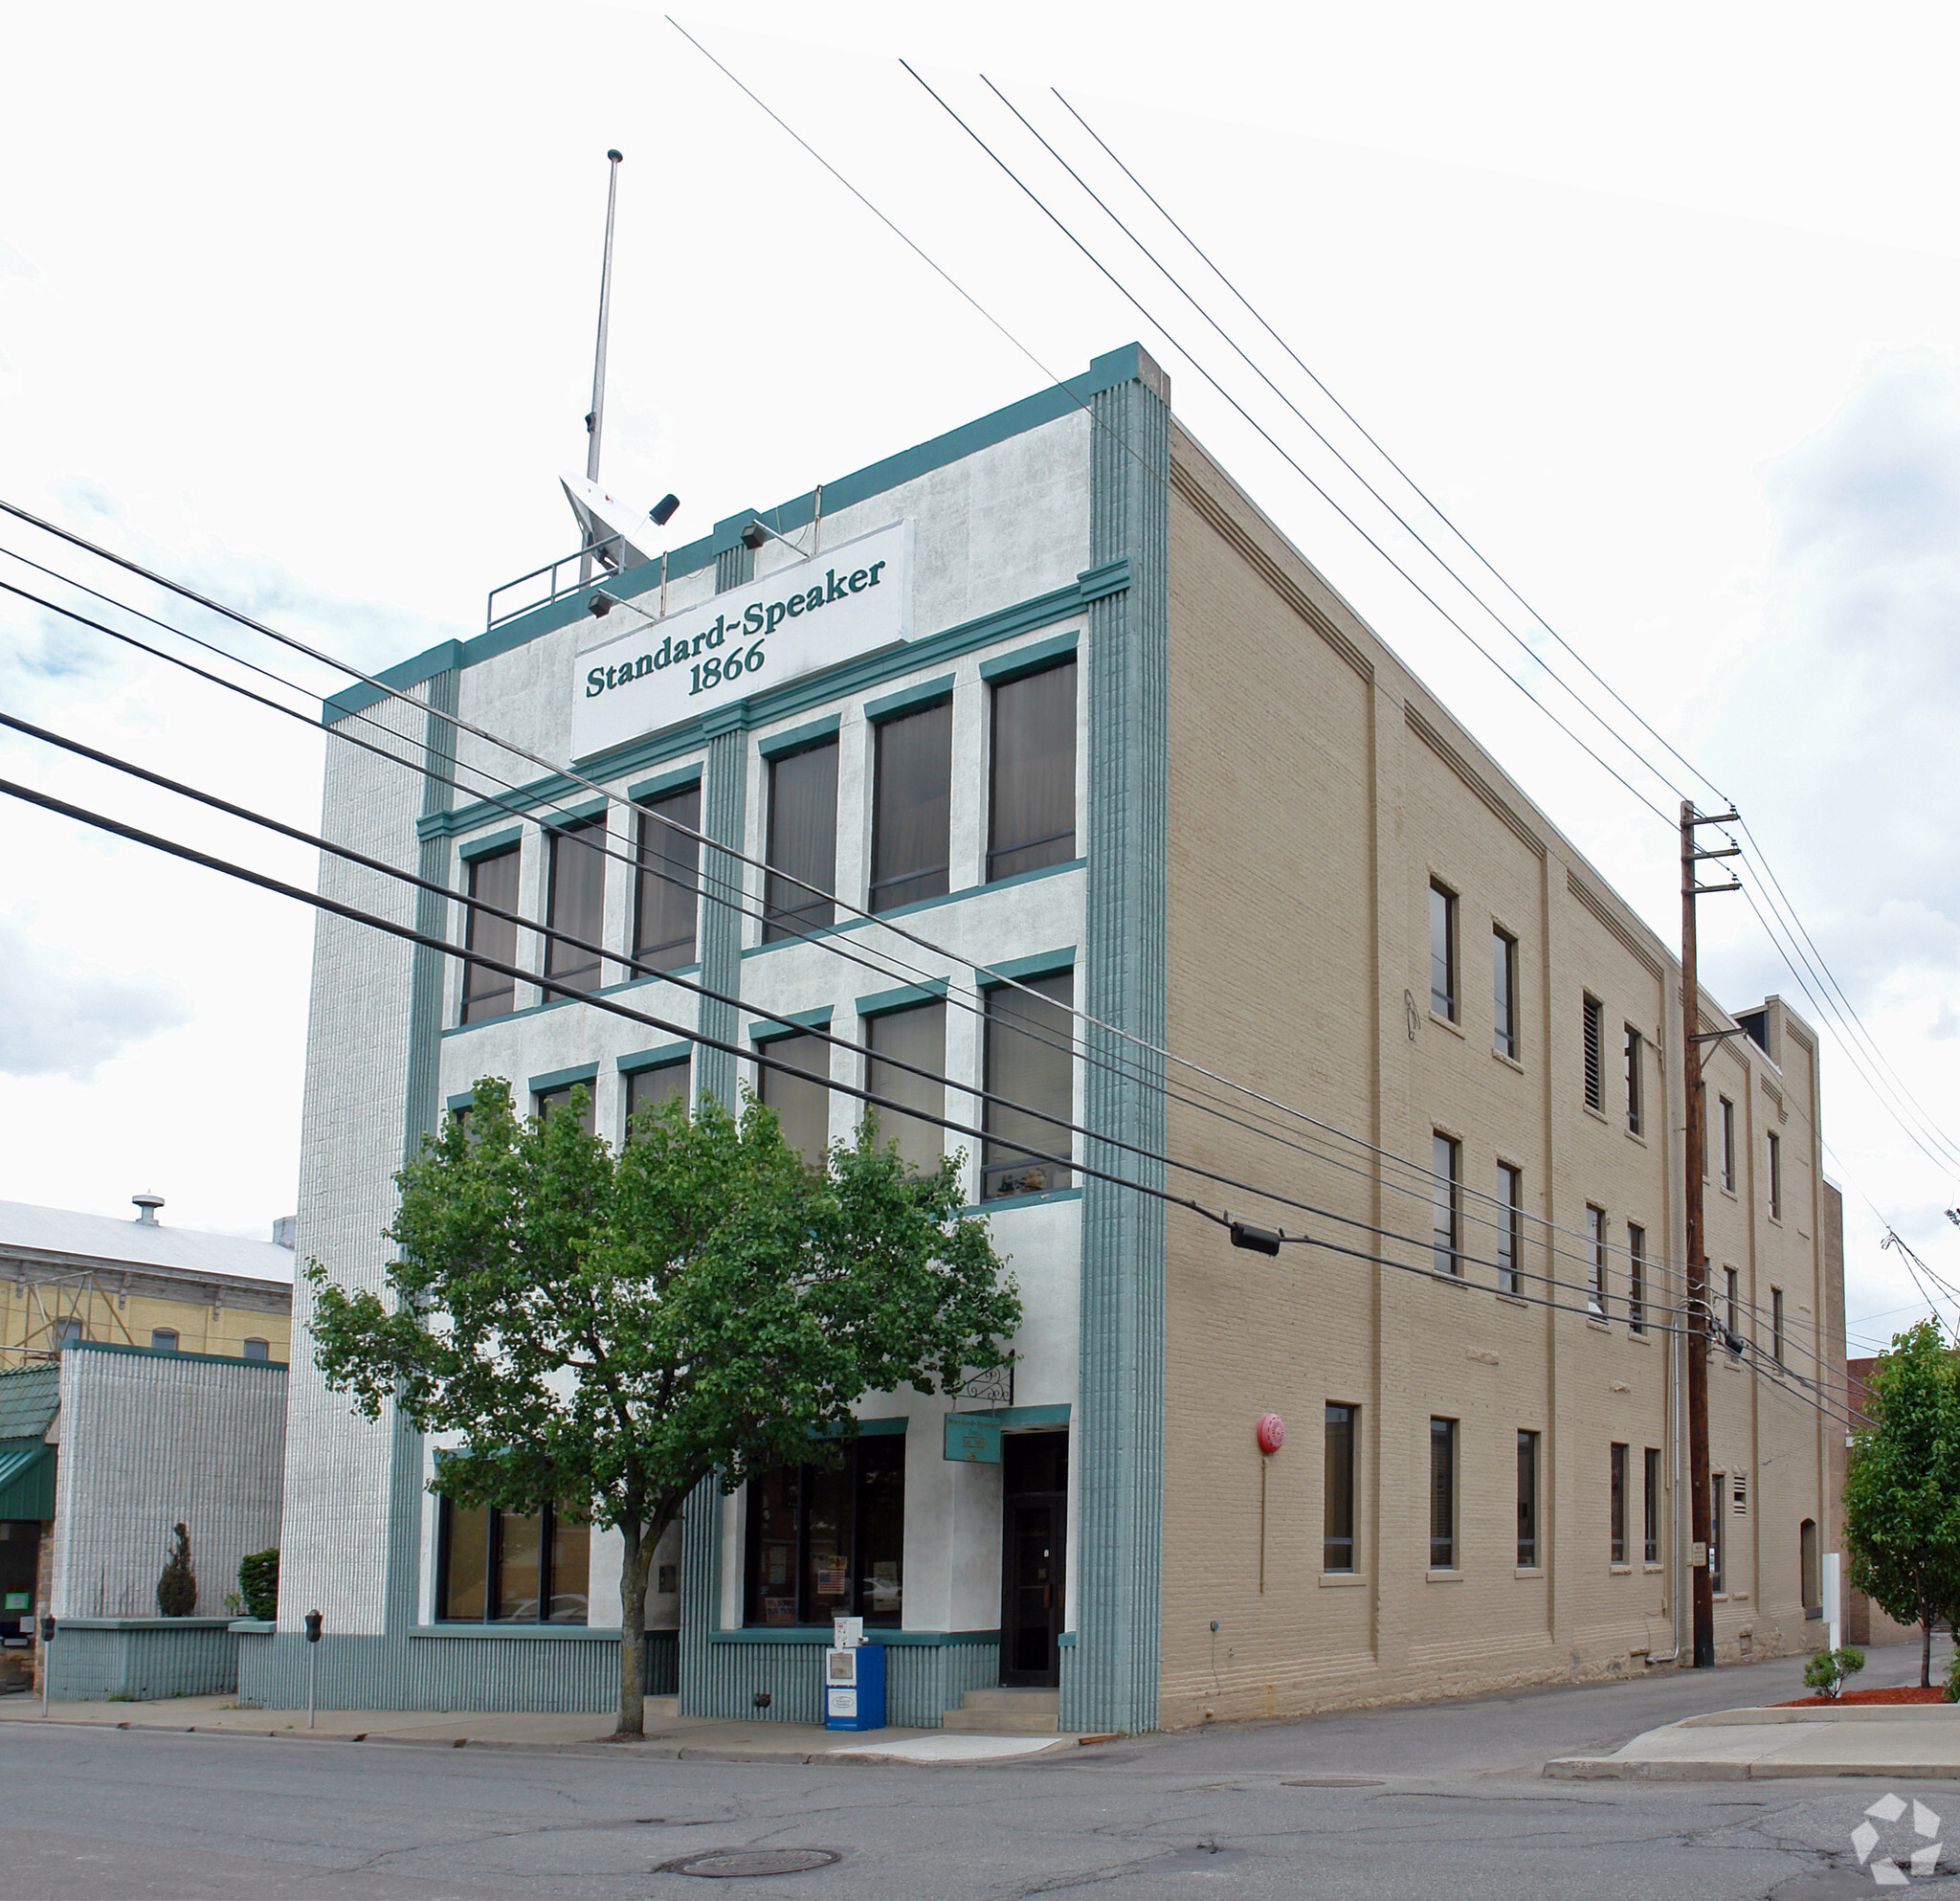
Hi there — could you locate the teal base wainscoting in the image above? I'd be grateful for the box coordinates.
[49,1619,239,1701]
[684,1630,1002,1728]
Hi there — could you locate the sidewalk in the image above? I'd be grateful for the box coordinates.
[1546,1703,1960,1782]
[0,1691,1069,1765]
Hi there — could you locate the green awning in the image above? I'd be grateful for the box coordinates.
[0,1438,55,1521]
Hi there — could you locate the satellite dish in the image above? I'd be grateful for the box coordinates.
[561,474,667,572]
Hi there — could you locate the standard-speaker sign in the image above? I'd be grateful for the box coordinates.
[571,521,911,758]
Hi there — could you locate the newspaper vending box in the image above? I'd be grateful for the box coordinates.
[823,1640,885,1731]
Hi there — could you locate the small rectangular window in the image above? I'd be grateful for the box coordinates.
[1429,1418,1457,1570]
[765,738,839,941]
[1719,1096,1736,1191]
[1324,1403,1357,1573]
[1492,928,1518,1059]
[149,1328,180,1353]
[1709,1476,1725,1591]
[1431,1133,1461,1276]
[1610,1443,1628,1564]
[1627,1222,1647,1334]
[1429,883,1457,1021]
[534,1083,595,1135]
[242,1337,271,1361]
[1586,1205,1607,1316]
[461,844,521,1023]
[1724,1265,1740,1341]
[625,1059,689,1134]
[1771,1287,1785,1366]
[871,698,953,912]
[1582,995,1604,1111]
[1643,1446,1660,1563]
[759,1032,832,1169]
[54,1317,83,1348]
[1516,1428,1539,1568]
[437,1498,587,1625]
[634,785,701,972]
[864,1000,947,1176]
[982,971,1074,1199]
[544,819,607,994]
[1767,1130,1782,1219]
[1624,1026,1643,1135]
[1496,1163,1524,1295]
[988,661,1077,882]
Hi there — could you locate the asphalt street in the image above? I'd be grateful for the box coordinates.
[4,1640,1956,1901]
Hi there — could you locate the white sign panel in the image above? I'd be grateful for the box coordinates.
[571,522,911,758]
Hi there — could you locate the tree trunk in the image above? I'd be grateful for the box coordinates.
[617,1516,648,1736]
[1923,1607,1934,1689]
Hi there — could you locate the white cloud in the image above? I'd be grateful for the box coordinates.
[0,914,191,1080]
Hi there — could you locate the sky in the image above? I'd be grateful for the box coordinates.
[1,0,1957,1353]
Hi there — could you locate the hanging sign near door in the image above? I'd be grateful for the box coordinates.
[944,1415,1003,1464]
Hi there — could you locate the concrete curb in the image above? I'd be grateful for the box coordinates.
[1675,1704,1960,1729]
[1547,1756,1960,1783]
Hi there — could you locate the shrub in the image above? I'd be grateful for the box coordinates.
[155,1523,196,1617]
[236,1548,278,1621]
[1802,1645,1866,1699]
[1944,1642,1960,1705]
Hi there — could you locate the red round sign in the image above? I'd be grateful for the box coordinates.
[1256,1413,1285,1455]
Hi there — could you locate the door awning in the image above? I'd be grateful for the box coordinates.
[0,1437,56,1521]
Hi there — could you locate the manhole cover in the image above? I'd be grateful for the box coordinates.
[1282,1778,1385,1787]
[660,1848,842,1879]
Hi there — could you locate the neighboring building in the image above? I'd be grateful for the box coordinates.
[259,345,1845,1732]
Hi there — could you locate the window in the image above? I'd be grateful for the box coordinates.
[1492,928,1518,1058]
[634,785,701,971]
[1496,1164,1524,1294]
[242,1337,270,1361]
[1582,995,1604,1111]
[1723,1266,1740,1342]
[544,819,607,994]
[1586,1205,1607,1316]
[863,1001,946,1176]
[1800,1518,1820,1613]
[625,1059,689,1133]
[461,844,521,1023]
[765,738,839,941]
[1624,1027,1643,1134]
[744,1436,905,1627]
[1708,1476,1725,1592]
[759,1032,832,1169]
[1767,1130,1782,1219]
[149,1328,180,1353]
[534,1083,595,1135]
[1429,883,1457,1020]
[437,1498,589,1624]
[1627,1222,1647,1334]
[1719,1096,1735,1191]
[1516,1429,1539,1568]
[53,1316,82,1347]
[1431,1134,1461,1276]
[988,660,1076,882]
[982,971,1074,1199]
[1324,1403,1357,1572]
[1610,1443,1628,1564]
[1643,1446,1660,1563]
[870,699,952,912]
[1429,1419,1457,1569]
[1771,1287,1785,1366]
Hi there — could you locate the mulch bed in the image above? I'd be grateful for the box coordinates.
[1775,1685,1951,1707]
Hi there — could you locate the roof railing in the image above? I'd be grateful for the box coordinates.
[485,535,628,630]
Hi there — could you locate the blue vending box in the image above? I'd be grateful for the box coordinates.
[823,1642,886,1731]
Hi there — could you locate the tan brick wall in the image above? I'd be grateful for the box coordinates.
[1,1276,290,1365]
[1157,432,1838,1726]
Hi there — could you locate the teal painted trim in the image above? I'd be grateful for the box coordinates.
[438,966,702,1038]
[1058,1631,1079,1648]
[953,1403,1071,1427]
[609,964,702,991]
[627,763,704,803]
[445,1089,477,1110]
[863,673,955,723]
[741,858,1084,960]
[855,978,948,1018]
[812,1415,908,1438]
[975,946,1078,988]
[756,712,841,759]
[616,1040,694,1076]
[410,1624,619,1641]
[59,1617,235,1631]
[528,1062,598,1095]
[969,1187,1083,1216]
[228,1620,276,1635]
[322,638,465,725]
[67,1340,287,1373]
[1076,557,1131,603]
[541,794,609,829]
[749,1007,832,1043]
[979,627,1081,684]
[707,1626,993,1646]
[457,823,522,861]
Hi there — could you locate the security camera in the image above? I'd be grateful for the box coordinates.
[651,494,679,527]
[739,521,768,551]
[589,593,613,617]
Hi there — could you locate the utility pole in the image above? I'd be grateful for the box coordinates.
[580,149,624,585]
[1681,799,1740,1668]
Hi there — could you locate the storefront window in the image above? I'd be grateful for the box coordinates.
[437,1498,589,1624]
[743,1436,905,1628]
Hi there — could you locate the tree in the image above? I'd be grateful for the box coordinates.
[307,1080,1019,1735]
[1842,1320,1960,1688]
[156,1523,196,1616]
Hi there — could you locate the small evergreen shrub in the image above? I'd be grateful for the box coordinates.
[1944,1643,1960,1704]
[236,1548,279,1621]
[155,1523,196,1617]
[1802,1644,1866,1699]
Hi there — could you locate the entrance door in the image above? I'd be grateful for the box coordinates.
[1000,1432,1066,1688]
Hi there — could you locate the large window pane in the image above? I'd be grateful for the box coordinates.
[746,1466,802,1626]
[765,740,838,940]
[440,1501,490,1621]
[760,1031,831,1168]
[534,1083,595,1136]
[803,1461,853,1625]
[545,821,607,993]
[435,1498,588,1626]
[743,1440,906,1629]
[982,971,1074,1199]
[871,700,952,912]
[1324,1403,1356,1572]
[495,1509,543,1622]
[856,1438,905,1625]
[547,1510,590,1623]
[864,1001,946,1175]
[988,661,1077,882]
[626,1059,689,1134]
[461,845,520,1023]
[1431,1134,1460,1276]
[635,785,701,970]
